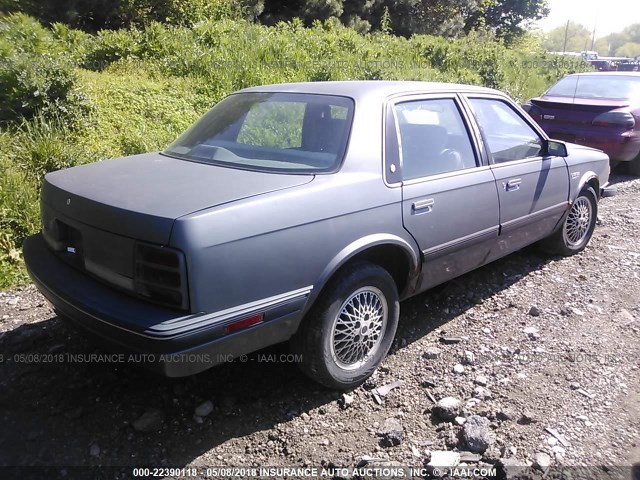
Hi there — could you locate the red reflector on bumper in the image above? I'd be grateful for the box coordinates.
[224,314,264,333]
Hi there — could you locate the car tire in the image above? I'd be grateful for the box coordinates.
[539,186,598,256]
[291,262,399,390]
[609,160,621,172]
[625,153,640,176]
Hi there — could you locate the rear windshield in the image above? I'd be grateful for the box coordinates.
[546,75,640,100]
[163,92,354,173]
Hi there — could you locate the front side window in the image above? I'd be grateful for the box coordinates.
[468,98,543,164]
[394,98,477,180]
[163,92,354,173]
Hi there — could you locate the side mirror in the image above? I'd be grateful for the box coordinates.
[545,139,568,157]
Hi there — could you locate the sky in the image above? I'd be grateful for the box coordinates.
[535,0,640,38]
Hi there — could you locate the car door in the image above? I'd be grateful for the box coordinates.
[387,95,500,291]
[464,96,570,254]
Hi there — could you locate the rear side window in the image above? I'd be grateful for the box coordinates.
[468,98,543,163]
[164,92,354,174]
[393,98,477,180]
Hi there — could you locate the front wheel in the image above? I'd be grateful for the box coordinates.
[539,186,598,256]
[291,262,399,390]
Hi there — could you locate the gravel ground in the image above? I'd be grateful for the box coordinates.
[0,174,639,480]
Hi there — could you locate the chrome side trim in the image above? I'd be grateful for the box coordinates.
[422,226,498,259]
[146,286,314,335]
[500,203,569,233]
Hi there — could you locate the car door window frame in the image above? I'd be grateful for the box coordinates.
[383,93,488,186]
[460,93,551,166]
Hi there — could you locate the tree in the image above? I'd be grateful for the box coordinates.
[299,0,343,22]
[623,23,640,43]
[593,37,610,56]
[595,32,628,56]
[566,23,640,57]
[261,0,480,37]
[465,0,549,42]
[380,0,479,37]
[0,0,247,30]
[616,42,640,58]
[542,21,591,53]
[261,0,346,26]
[614,24,640,58]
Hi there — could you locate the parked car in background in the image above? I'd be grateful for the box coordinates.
[23,81,614,390]
[589,60,615,72]
[617,61,640,72]
[523,72,640,174]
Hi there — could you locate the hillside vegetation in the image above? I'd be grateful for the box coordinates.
[0,0,548,40]
[0,13,589,287]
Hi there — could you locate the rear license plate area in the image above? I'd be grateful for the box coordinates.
[57,221,85,268]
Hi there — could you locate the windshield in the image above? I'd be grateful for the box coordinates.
[163,92,354,173]
[546,75,640,100]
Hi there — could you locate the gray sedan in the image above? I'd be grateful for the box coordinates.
[23,81,615,389]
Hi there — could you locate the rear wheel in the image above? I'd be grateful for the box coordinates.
[291,262,399,390]
[539,186,598,256]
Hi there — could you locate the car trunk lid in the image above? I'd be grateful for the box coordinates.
[42,152,313,245]
[531,96,630,126]
[530,96,632,143]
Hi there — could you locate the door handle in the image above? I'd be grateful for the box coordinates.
[503,178,522,191]
[412,198,434,212]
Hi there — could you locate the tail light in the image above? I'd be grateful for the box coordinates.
[522,101,542,121]
[134,242,189,310]
[592,110,635,129]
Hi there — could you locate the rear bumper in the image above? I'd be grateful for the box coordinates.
[22,233,307,377]
[543,125,640,162]
[584,138,640,162]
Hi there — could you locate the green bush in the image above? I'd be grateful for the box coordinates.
[0,53,90,125]
[0,14,91,126]
[50,22,93,65]
[0,12,55,55]
[83,28,143,70]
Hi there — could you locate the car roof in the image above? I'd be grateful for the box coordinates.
[565,71,640,77]
[238,80,499,102]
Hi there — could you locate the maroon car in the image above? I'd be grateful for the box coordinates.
[524,72,640,174]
